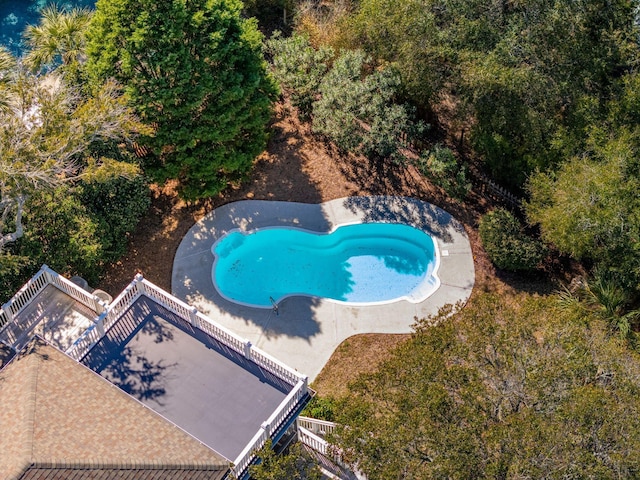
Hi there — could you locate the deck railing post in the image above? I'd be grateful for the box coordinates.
[1,303,12,322]
[244,340,252,360]
[135,274,145,295]
[189,307,199,328]
[94,296,105,314]
[96,316,105,337]
[261,421,270,437]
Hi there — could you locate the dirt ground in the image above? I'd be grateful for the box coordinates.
[96,98,550,395]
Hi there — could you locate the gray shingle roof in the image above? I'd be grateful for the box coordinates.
[0,339,229,480]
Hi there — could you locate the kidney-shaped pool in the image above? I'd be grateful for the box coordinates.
[211,222,441,308]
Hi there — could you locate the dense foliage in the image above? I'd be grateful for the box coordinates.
[479,208,546,272]
[333,295,640,479]
[313,49,422,163]
[526,85,640,292]
[266,32,333,119]
[415,145,471,200]
[337,0,639,190]
[0,8,149,301]
[268,33,424,163]
[248,440,322,480]
[87,0,278,200]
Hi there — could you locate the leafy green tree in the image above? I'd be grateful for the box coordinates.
[479,208,546,272]
[301,395,337,422]
[313,49,423,163]
[19,186,103,283]
[0,59,143,253]
[86,0,278,200]
[415,145,471,200]
[526,129,640,289]
[248,439,322,480]
[337,0,639,190]
[338,0,448,111]
[267,31,333,119]
[333,295,640,479]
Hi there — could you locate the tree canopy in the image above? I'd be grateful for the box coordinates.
[0,9,150,301]
[0,57,143,252]
[86,0,278,200]
[332,295,640,479]
[328,0,639,190]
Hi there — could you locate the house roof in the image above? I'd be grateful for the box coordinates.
[0,339,229,480]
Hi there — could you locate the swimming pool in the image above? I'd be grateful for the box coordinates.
[211,222,440,308]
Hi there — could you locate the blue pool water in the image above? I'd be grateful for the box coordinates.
[0,0,95,56]
[212,223,440,307]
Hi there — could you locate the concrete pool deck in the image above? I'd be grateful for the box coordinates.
[172,196,475,381]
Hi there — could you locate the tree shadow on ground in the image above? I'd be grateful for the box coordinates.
[176,199,330,341]
[337,149,410,196]
[341,195,466,244]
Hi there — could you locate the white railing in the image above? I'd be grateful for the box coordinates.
[140,277,305,387]
[247,343,305,386]
[297,416,336,437]
[233,427,269,477]
[67,276,143,360]
[298,418,355,475]
[104,277,144,331]
[232,378,309,478]
[298,426,330,456]
[43,267,107,314]
[0,309,7,332]
[0,266,49,326]
[66,314,107,360]
[0,265,107,350]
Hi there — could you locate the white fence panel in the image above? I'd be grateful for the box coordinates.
[297,416,336,437]
[232,427,269,478]
[1,267,48,321]
[298,426,329,456]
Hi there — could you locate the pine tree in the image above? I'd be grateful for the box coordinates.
[87,0,278,199]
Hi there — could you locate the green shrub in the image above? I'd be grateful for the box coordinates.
[313,49,424,163]
[267,31,334,119]
[416,145,471,200]
[0,253,37,304]
[302,395,337,421]
[15,177,149,286]
[479,208,546,271]
[19,187,103,283]
[79,176,150,262]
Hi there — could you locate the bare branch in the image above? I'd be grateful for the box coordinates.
[0,195,26,250]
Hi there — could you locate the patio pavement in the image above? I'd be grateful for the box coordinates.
[172,196,475,381]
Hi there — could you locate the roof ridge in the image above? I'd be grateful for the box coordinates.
[21,341,42,466]
[30,460,229,470]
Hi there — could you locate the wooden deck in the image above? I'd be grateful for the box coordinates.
[2,285,98,352]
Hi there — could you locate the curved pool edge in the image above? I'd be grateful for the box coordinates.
[209,223,443,309]
[171,196,475,381]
